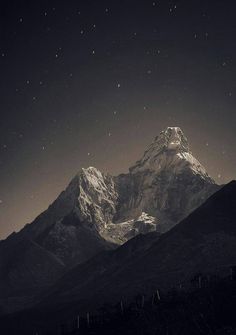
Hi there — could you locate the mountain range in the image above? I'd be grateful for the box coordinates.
[0,127,221,318]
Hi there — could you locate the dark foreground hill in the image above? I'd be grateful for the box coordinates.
[57,276,236,335]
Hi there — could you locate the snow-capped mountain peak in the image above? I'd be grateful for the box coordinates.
[129,127,211,179]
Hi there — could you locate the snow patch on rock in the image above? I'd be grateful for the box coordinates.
[101,211,157,244]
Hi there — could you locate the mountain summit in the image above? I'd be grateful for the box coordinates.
[130,127,211,180]
[132,127,190,171]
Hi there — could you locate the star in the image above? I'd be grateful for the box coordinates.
[87,152,90,156]
[117,83,121,88]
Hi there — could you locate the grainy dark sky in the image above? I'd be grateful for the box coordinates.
[0,0,236,239]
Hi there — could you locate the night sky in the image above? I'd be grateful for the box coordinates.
[0,0,236,239]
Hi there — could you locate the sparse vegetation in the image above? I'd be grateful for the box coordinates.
[2,271,236,335]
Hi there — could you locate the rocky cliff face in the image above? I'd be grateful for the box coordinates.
[18,167,118,265]
[0,168,118,299]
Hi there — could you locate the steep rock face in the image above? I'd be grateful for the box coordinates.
[37,212,115,265]
[34,167,118,264]
[114,127,218,232]
[0,167,117,305]
[74,167,117,230]
[21,167,117,241]
[16,167,118,262]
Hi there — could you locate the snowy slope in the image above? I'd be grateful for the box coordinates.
[130,127,212,179]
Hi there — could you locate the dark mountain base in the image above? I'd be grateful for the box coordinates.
[1,273,236,335]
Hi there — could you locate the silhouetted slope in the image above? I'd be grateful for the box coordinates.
[0,236,64,298]
[40,232,161,305]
